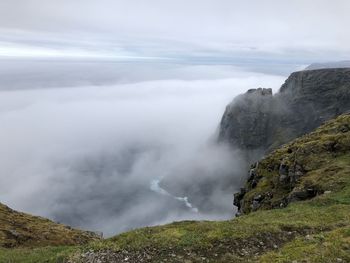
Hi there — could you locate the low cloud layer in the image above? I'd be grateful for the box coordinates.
[0,61,285,236]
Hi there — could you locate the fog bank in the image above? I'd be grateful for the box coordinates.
[0,61,285,236]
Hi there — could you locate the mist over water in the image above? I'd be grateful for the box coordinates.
[150,178,199,213]
[0,59,287,236]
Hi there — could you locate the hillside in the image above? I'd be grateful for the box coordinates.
[0,202,99,248]
[234,113,350,215]
[59,113,350,262]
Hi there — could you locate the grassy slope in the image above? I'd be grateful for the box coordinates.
[1,114,349,262]
[0,203,99,262]
[0,246,75,263]
[239,113,350,214]
[0,203,99,248]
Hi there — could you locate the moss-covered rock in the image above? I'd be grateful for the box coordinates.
[235,113,350,215]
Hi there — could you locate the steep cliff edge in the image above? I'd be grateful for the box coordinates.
[234,113,350,215]
[219,68,350,164]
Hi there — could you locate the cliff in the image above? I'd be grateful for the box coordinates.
[234,113,350,215]
[218,68,350,164]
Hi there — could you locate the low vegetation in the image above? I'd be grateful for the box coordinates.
[0,202,99,249]
[241,113,349,211]
[0,246,75,263]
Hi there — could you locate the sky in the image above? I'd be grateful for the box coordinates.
[0,0,349,62]
[0,1,348,236]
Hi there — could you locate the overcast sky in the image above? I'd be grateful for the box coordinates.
[0,0,349,62]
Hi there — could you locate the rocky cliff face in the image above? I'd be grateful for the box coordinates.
[234,113,350,215]
[218,68,350,165]
[218,87,273,163]
[220,68,350,216]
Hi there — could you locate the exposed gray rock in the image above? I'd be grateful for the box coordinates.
[233,188,246,212]
[251,200,260,211]
[253,194,264,202]
[288,187,318,202]
[219,88,273,164]
[8,230,20,239]
[225,69,350,215]
[219,68,350,166]
[279,174,289,185]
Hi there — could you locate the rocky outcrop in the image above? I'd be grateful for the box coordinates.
[218,88,273,163]
[234,113,350,215]
[219,68,350,165]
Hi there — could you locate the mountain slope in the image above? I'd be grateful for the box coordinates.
[0,202,99,248]
[234,113,350,215]
[67,113,350,263]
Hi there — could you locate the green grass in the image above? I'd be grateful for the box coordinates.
[0,246,74,263]
[76,195,350,262]
[259,227,350,263]
[0,203,98,248]
[239,114,350,213]
[88,201,350,252]
[3,194,349,262]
